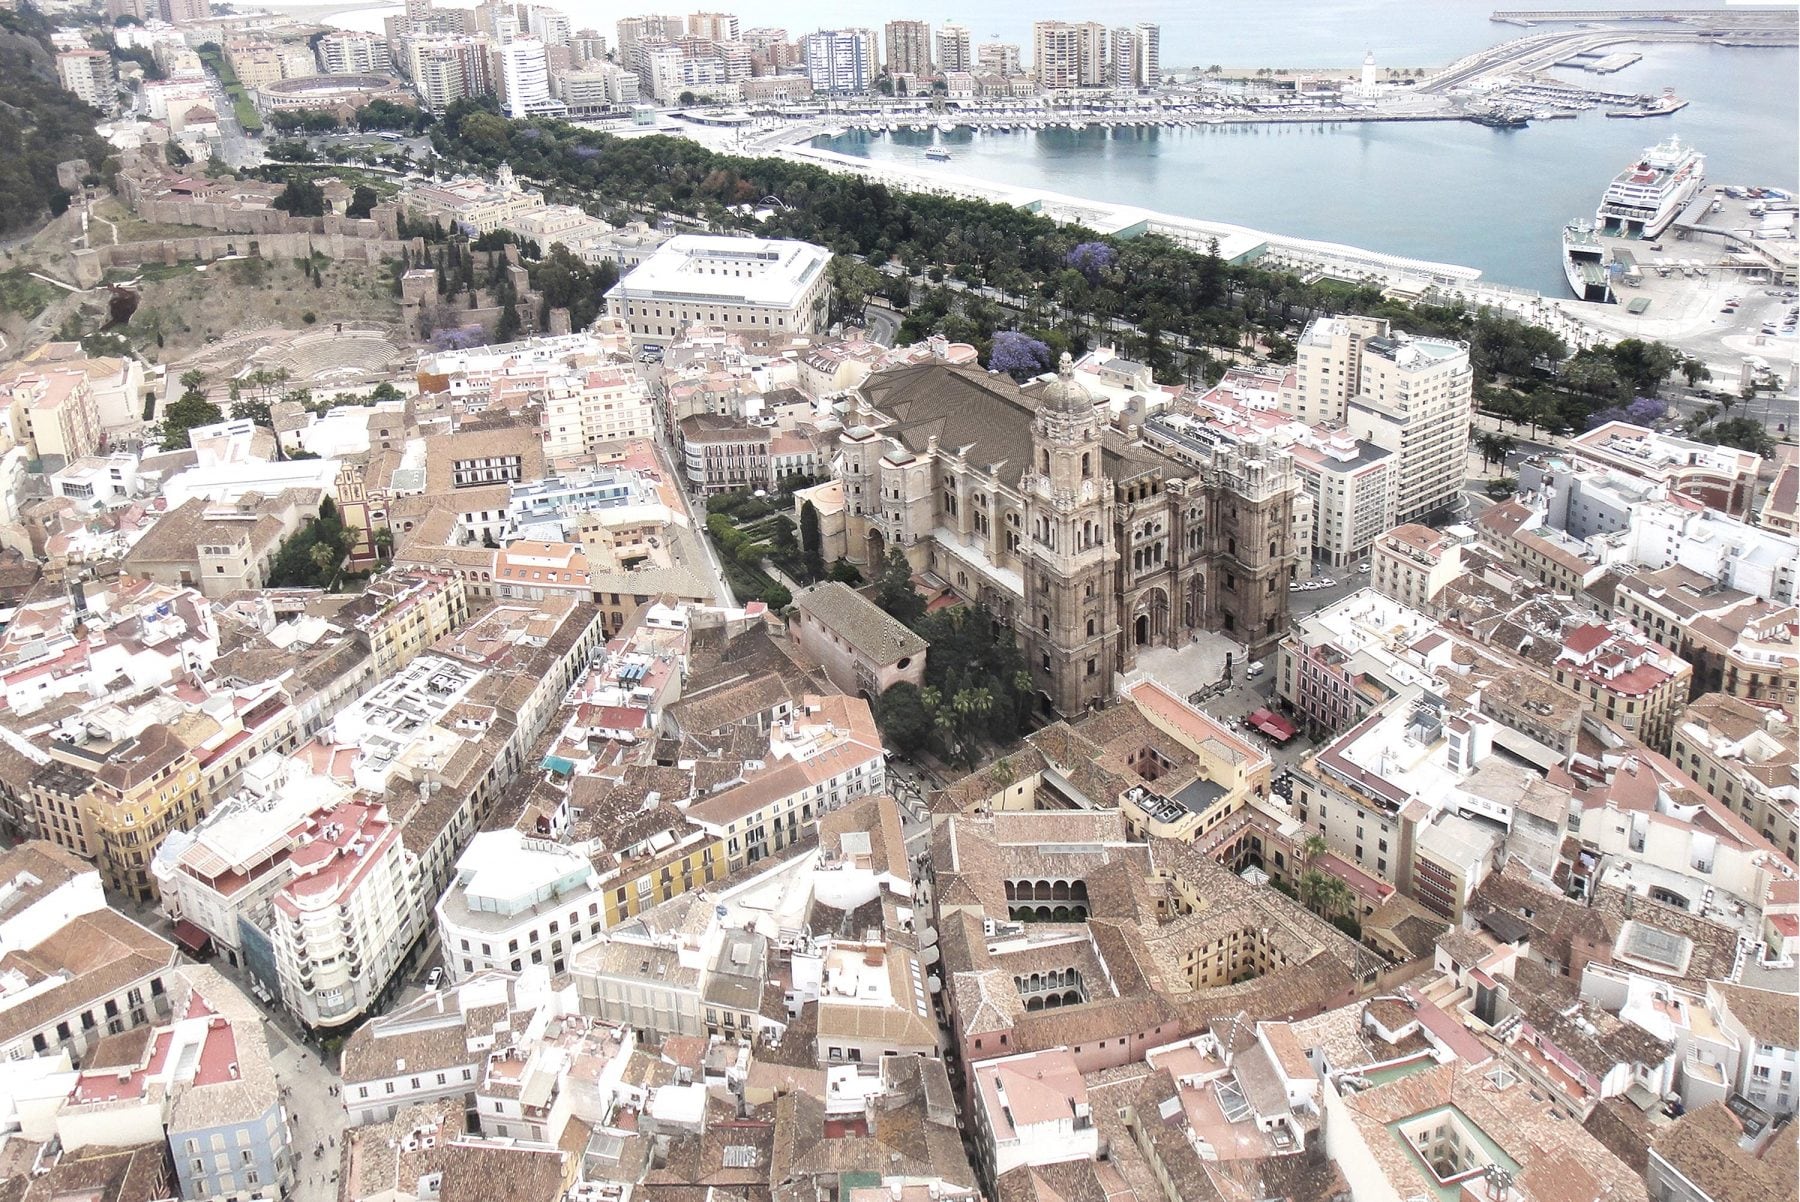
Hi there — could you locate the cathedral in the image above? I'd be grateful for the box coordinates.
[833,356,1299,717]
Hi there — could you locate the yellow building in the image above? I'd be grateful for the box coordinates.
[344,570,470,679]
[33,725,205,903]
[600,831,731,928]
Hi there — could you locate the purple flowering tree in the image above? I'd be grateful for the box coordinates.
[989,331,1054,381]
[430,325,486,352]
[1065,241,1117,284]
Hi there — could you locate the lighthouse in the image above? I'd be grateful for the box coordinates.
[1361,50,1378,98]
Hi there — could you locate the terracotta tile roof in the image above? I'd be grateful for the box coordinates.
[1651,1102,1798,1202]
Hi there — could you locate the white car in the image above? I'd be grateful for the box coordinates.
[1357,562,1371,573]
[425,968,445,991]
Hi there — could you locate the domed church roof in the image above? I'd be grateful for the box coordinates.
[1038,352,1097,416]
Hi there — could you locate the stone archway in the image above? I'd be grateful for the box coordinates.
[864,527,886,568]
[1184,575,1205,630]
[1133,587,1170,648]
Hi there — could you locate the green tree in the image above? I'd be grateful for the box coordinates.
[828,558,862,584]
[345,184,378,219]
[495,299,522,343]
[873,550,925,629]
[800,501,825,580]
[1680,357,1712,388]
[762,583,792,610]
[159,393,223,449]
[271,176,327,217]
[1608,338,1680,398]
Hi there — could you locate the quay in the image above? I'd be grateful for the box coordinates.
[1493,8,1800,27]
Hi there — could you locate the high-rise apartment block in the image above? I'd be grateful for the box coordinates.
[884,19,931,77]
[408,35,493,110]
[933,22,972,74]
[976,42,1020,77]
[1109,22,1159,88]
[527,3,572,46]
[158,0,211,24]
[687,10,738,43]
[801,28,877,95]
[498,36,564,117]
[56,50,116,110]
[1033,21,1107,89]
[317,30,393,74]
[615,14,685,58]
[1289,315,1472,524]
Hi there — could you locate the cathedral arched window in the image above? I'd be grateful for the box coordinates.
[1042,450,1050,473]
[1087,618,1096,636]
[1081,452,1091,478]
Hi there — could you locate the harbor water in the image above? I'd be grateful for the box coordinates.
[282,0,1798,294]
[815,39,1797,294]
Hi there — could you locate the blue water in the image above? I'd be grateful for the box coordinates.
[816,37,1797,293]
[291,0,1799,293]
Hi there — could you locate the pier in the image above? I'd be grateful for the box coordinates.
[1493,8,1799,27]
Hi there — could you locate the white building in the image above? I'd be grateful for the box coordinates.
[933,23,972,73]
[527,4,573,47]
[0,842,106,960]
[434,830,603,984]
[542,365,657,459]
[1707,982,1798,1116]
[1329,320,1473,524]
[153,758,349,971]
[1108,22,1158,89]
[271,797,415,1029]
[316,30,392,74]
[57,49,117,109]
[1290,428,1396,569]
[607,235,833,341]
[1031,21,1106,90]
[801,28,877,95]
[970,1049,1097,1180]
[498,37,565,118]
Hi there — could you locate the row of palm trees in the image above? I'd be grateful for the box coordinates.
[1295,834,1358,926]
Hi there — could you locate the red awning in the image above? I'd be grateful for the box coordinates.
[1248,709,1297,742]
[172,919,213,956]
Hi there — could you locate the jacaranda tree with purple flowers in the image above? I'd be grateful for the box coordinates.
[988,330,1053,381]
[1065,241,1116,284]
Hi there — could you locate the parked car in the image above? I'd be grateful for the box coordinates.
[425,967,445,991]
[1356,561,1371,573]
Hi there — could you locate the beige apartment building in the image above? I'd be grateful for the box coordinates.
[1031,21,1106,89]
[1670,693,1797,861]
[1372,522,1467,610]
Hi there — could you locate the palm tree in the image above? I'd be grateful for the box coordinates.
[372,527,394,559]
[1301,835,1328,866]
[1298,870,1327,914]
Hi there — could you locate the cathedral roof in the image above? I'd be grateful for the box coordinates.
[1038,352,1098,416]
[858,362,1175,483]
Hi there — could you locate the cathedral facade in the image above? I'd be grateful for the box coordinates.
[834,358,1299,717]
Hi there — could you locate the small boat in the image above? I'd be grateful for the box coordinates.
[925,147,951,161]
[937,120,956,133]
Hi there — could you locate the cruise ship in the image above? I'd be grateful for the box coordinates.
[1595,135,1705,239]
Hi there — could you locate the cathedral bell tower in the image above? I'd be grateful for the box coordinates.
[1020,354,1118,717]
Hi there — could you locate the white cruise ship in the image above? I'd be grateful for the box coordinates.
[1595,135,1705,239]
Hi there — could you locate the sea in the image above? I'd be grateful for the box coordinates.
[268,0,1799,294]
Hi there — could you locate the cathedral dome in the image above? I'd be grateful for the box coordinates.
[1038,352,1096,416]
